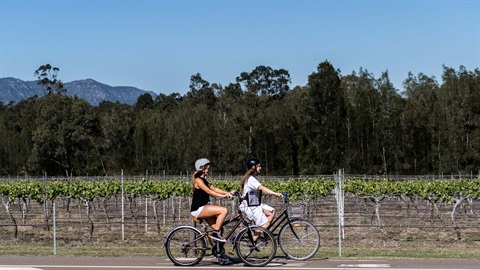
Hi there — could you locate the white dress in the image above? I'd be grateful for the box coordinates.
[239,175,274,226]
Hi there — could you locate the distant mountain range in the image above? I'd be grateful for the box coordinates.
[0,77,158,106]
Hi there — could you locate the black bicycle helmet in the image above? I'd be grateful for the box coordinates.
[246,158,261,170]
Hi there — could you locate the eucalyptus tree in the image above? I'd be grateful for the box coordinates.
[263,86,306,175]
[402,72,438,174]
[96,101,136,174]
[340,69,405,175]
[303,61,347,174]
[185,73,217,107]
[0,106,8,174]
[154,92,182,112]
[134,93,154,112]
[458,67,480,172]
[342,69,380,173]
[235,65,291,172]
[0,97,37,174]
[236,65,290,99]
[156,103,217,174]
[27,95,99,176]
[34,64,66,96]
[132,108,167,174]
[436,66,480,174]
[131,92,184,174]
[132,94,156,172]
[374,71,405,174]
[214,82,251,174]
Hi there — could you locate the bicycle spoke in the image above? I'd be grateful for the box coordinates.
[165,227,207,266]
[235,227,276,267]
[279,220,320,260]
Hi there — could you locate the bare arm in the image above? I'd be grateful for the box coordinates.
[258,185,283,198]
[194,178,231,199]
[210,185,233,199]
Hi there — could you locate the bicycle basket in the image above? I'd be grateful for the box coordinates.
[287,204,304,218]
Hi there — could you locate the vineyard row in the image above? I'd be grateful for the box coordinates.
[1,177,480,203]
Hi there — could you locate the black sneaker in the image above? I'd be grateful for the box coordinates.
[211,231,226,242]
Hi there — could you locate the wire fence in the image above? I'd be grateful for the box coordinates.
[1,191,479,249]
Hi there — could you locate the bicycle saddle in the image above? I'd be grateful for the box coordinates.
[192,216,204,223]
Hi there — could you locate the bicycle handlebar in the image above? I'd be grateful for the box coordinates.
[231,190,242,198]
[282,192,290,205]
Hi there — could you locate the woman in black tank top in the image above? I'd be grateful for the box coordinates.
[190,158,233,242]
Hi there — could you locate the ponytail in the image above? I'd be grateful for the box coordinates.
[240,168,256,190]
[191,170,204,191]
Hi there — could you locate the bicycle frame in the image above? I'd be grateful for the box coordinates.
[266,194,302,241]
[266,205,290,236]
[220,213,245,241]
[190,202,256,254]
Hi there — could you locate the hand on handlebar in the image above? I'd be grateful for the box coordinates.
[231,190,242,198]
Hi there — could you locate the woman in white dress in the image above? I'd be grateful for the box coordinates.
[239,158,283,229]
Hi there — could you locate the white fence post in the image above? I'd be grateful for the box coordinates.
[145,170,148,233]
[53,201,56,256]
[145,197,148,233]
[121,170,125,241]
[335,168,345,257]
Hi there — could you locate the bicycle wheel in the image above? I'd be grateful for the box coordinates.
[164,226,207,266]
[278,219,320,260]
[235,226,276,266]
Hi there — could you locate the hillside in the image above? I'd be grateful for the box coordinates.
[0,77,158,106]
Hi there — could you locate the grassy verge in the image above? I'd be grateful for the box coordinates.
[1,240,479,259]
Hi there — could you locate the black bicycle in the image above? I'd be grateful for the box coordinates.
[267,192,320,260]
[164,192,277,267]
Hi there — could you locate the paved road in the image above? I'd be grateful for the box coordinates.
[0,256,479,270]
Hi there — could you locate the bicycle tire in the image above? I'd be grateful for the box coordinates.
[235,226,276,267]
[164,226,207,266]
[278,219,320,260]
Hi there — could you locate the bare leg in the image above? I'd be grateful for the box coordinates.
[198,205,228,231]
[263,209,275,226]
[256,209,276,240]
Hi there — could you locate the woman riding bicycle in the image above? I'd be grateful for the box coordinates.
[190,158,233,242]
[239,158,283,229]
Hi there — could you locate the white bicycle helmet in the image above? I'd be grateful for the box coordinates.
[195,158,211,171]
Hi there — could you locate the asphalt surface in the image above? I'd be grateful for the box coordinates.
[0,256,479,270]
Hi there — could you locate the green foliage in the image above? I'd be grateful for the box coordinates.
[0,63,479,176]
[2,177,478,205]
[343,178,480,203]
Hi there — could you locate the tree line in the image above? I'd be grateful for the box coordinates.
[0,61,478,177]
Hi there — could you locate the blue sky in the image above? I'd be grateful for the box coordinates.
[1,0,479,95]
